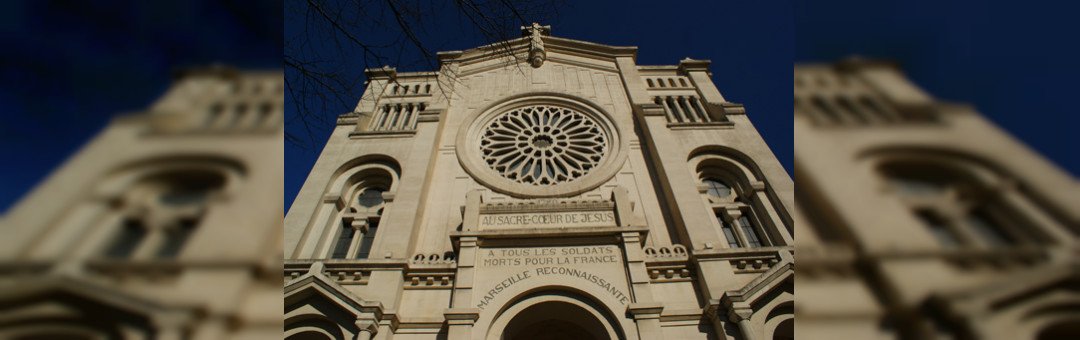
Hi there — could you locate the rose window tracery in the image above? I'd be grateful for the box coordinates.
[479,105,608,185]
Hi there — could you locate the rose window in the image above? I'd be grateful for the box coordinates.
[479,105,608,185]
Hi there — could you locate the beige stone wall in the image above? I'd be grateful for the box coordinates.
[286,32,794,340]
[0,68,285,338]
[795,60,1080,339]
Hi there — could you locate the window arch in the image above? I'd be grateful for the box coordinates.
[690,148,791,248]
[869,150,1050,249]
[87,157,242,260]
[308,156,401,260]
[331,182,389,259]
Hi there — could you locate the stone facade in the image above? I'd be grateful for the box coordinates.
[0,67,285,339]
[794,59,1080,339]
[285,25,794,339]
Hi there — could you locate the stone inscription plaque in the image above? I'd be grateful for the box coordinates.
[473,245,629,311]
[479,210,615,229]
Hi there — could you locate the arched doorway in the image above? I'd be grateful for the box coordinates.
[772,319,793,340]
[502,301,609,340]
[1037,319,1080,339]
[487,292,622,340]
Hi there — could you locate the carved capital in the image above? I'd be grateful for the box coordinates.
[444,308,481,326]
[355,318,379,335]
[627,303,664,320]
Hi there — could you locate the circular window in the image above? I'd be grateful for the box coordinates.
[480,105,608,185]
[457,94,625,198]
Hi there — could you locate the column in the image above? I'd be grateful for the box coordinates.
[407,103,422,129]
[401,103,418,130]
[444,309,480,340]
[386,104,402,130]
[690,97,712,122]
[355,318,378,340]
[369,106,387,131]
[656,97,676,123]
[678,97,697,123]
[345,219,368,259]
[665,97,686,123]
[721,208,747,248]
[729,307,757,340]
[131,224,165,260]
[151,311,190,340]
[752,186,793,245]
[295,195,343,258]
[627,303,664,339]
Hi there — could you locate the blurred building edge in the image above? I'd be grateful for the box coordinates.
[0,66,285,339]
[794,58,1080,339]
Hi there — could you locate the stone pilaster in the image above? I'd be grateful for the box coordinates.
[627,303,664,339]
[444,308,480,340]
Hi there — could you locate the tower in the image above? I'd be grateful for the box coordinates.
[285,25,794,339]
[794,59,1080,339]
[0,67,285,339]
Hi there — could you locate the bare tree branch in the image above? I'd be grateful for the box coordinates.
[285,0,562,149]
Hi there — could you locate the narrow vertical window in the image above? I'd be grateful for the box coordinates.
[836,97,868,124]
[105,219,146,258]
[811,97,841,124]
[739,216,764,247]
[331,225,356,259]
[966,210,1013,246]
[718,215,740,248]
[157,219,197,258]
[206,103,224,128]
[356,222,378,259]
[254,102,273,128]
[916,210,959,248]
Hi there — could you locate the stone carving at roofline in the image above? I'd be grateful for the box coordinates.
[522,22,550,68]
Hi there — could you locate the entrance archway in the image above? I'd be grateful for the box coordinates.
[487,292,622,340]
[1037,319,1080,339]
[502,301,608,340]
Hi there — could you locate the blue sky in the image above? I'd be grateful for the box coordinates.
[2,1,1073,215]
[0,1,281,213]
[284,1,795,212]
[796,1,1079,178]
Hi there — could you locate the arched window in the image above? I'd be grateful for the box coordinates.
[101,168,229,260]
[311,159,400,260]
[879,160,1027,249]
[331,186,386,259]
[692,148,792,249]
[703,178,732,199]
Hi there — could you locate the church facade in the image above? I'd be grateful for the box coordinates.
[0,67,285,339]
[794,59,1080,339]
[284,25,794,339]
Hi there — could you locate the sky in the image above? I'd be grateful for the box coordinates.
[796,1,1079,178]
[284,1,795,212]
[0,1,281,213]
[2,1,1074,215]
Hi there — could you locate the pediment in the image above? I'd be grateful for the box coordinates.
[449,35,635,77]
[930,264,1080,317]
[285,269,385,317]
[0,276,179,318]
[720,261,794,309]
[0,275,192,338]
